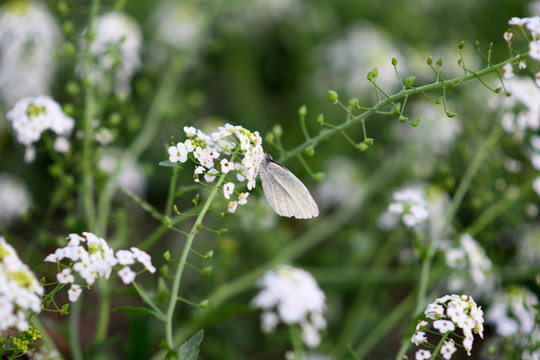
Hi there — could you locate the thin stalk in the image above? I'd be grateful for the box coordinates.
[278,54,527,164]
[80,0,100,233]
[396,125,502,360]
[164,173,228,350]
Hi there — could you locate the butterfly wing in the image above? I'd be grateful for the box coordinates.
[260,155,319,219]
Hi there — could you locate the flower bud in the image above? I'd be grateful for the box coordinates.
[163,251,171,260]
[404,76,416,89]
[305,146,315,156]
[436,58,443,67]
[399,115,408,123]
[427,56,433,65]
[272,124,283,138]
[298,105,307,118]
[317,114,324,125]
[314,172,325,181]
[363,138,374,146]
[328,90,339,103]
[392,57,398,66]
[410,119,421,127]
[357,143,369,151]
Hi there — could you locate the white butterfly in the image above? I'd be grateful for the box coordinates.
[259,154,319,219]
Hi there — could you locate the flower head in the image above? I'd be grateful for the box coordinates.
[0,236,43,332]
[251,264,327,348]
[0,0,62,106]
[6,95,75,162]
[45,232,155,301]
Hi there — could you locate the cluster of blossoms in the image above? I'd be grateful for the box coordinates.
[411,295,484,359]
[507,16,540,86]
[486,286,540,359]
[167,124,264,213]
[250,264,327,348]
[0,236,43,332]
[379,186,429,230]
[443,234,494,294]
[45,232,155,302]
[81,11,142,95]
[6,95,75,162]
[147,0,207,59]
[0,0,61,106]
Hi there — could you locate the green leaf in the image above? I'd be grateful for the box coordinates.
[159,160,183,168]
[114,306,159,318]
[176,330,203,360]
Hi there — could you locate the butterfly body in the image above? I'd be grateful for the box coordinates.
[259,154,319,219]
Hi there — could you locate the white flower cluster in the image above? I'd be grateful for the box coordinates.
[381,187,429,230]
[250,264,327,348]
[0,172,32,229]
[508,16,540,86]
[444,234,494,293]
[496,77,540,135]
[486,286,538,337]
[412,294,484,358]
[6,95,75,163]
[0,1,61,106]
[167,124,264,213]
[44,232,156,302]
[0,236,44,332]
[82,11,142,95]
[148,0,207,55]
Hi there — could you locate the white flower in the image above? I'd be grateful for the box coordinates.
[416,349,431,360]
[425,303,444,319]
[486,287,538,337]
[116,250,135,265]
[503,31,513,42]
[6,95,75,161]
[433,320,455,334]
[411,331,426,345]
[251,265,326,348]
[228,201,238,213]
[519,60,527,69]
[0,1,62,106]
[387,187,429,230]
[147,0,207,56]
[530,41,540,62]
[46,233,156,300]
[118,266,136,284]
[53,136,70,153]
[223,182,235,200]
[0,236,44,330]
[440,340,457,359]
[169,142,189,163]
[203,168,219,183]
[220,158,235,174]
[238,192,249,205]
[416,320,428,330]
[81,11,142,95]
[57,268,75,284]
[68,284,82,302]
[502,63,514,79]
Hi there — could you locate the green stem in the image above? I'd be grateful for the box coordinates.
[290,324,306,360]
[80,0,100,233]
[69,297,84,360]
[164,173,228,351]
[429,331,450,360]
[396,125,502,360]
[93,279,111,347]
[278,54,526,164]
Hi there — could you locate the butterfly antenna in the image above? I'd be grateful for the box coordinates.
[265,122,271,153]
